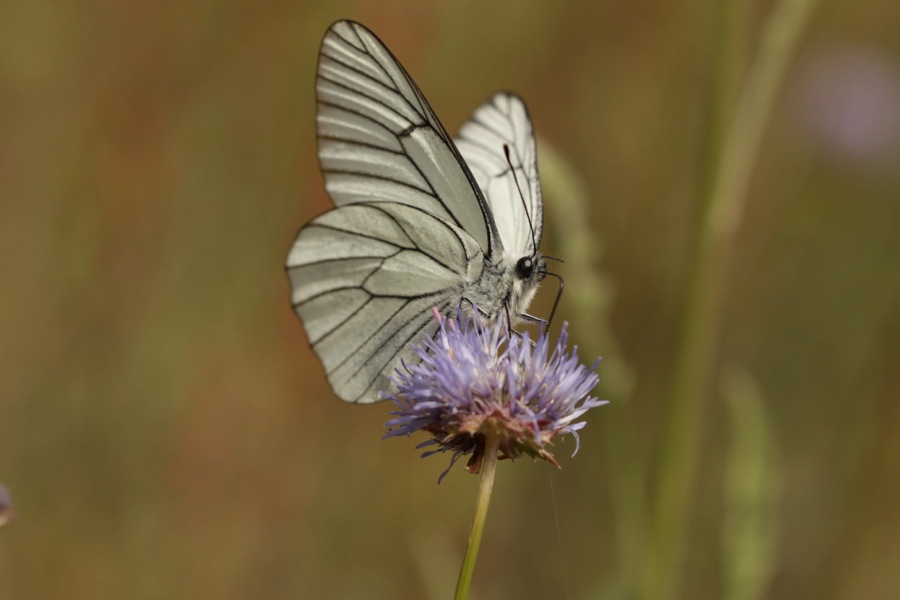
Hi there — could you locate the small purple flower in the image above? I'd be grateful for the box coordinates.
[384,310,605,481]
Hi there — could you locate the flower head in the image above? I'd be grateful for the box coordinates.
[384,309,605,481]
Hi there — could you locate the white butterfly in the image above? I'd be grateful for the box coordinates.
[286,20,548,403]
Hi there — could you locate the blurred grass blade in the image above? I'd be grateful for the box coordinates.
[537,138,634,401]
[539,138,645,592]
[649,0,818,596]
[720,366,782,600]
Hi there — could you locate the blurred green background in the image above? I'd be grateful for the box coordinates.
[1,0,899,598]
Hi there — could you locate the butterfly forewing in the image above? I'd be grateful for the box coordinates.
[316,20,494,254]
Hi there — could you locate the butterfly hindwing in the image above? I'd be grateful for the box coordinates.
[287,202,484,403]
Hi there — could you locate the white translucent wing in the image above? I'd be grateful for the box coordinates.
[316,20,496,255]
[287,202,484,404]
[455,92,543,258]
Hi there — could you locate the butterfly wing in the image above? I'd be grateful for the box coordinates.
[287,202,484,403]
[316,20,499,255]
[455,92,543,259]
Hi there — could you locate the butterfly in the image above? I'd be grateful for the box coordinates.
[286,20,550,403]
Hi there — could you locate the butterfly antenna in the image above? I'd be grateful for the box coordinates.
[544,270,565,326]
[503,144,538,253]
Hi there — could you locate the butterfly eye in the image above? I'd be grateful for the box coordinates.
[516,256,534,279]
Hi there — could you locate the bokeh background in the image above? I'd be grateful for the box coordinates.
[1,0,898,598]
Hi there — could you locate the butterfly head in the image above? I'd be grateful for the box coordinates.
[506,250,546,323]
[515,254,547,282]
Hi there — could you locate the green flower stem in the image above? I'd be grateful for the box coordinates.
[454,431,501,600]
[649,0,818,597]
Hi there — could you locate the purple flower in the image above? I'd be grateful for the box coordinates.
[384,310,605,481]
